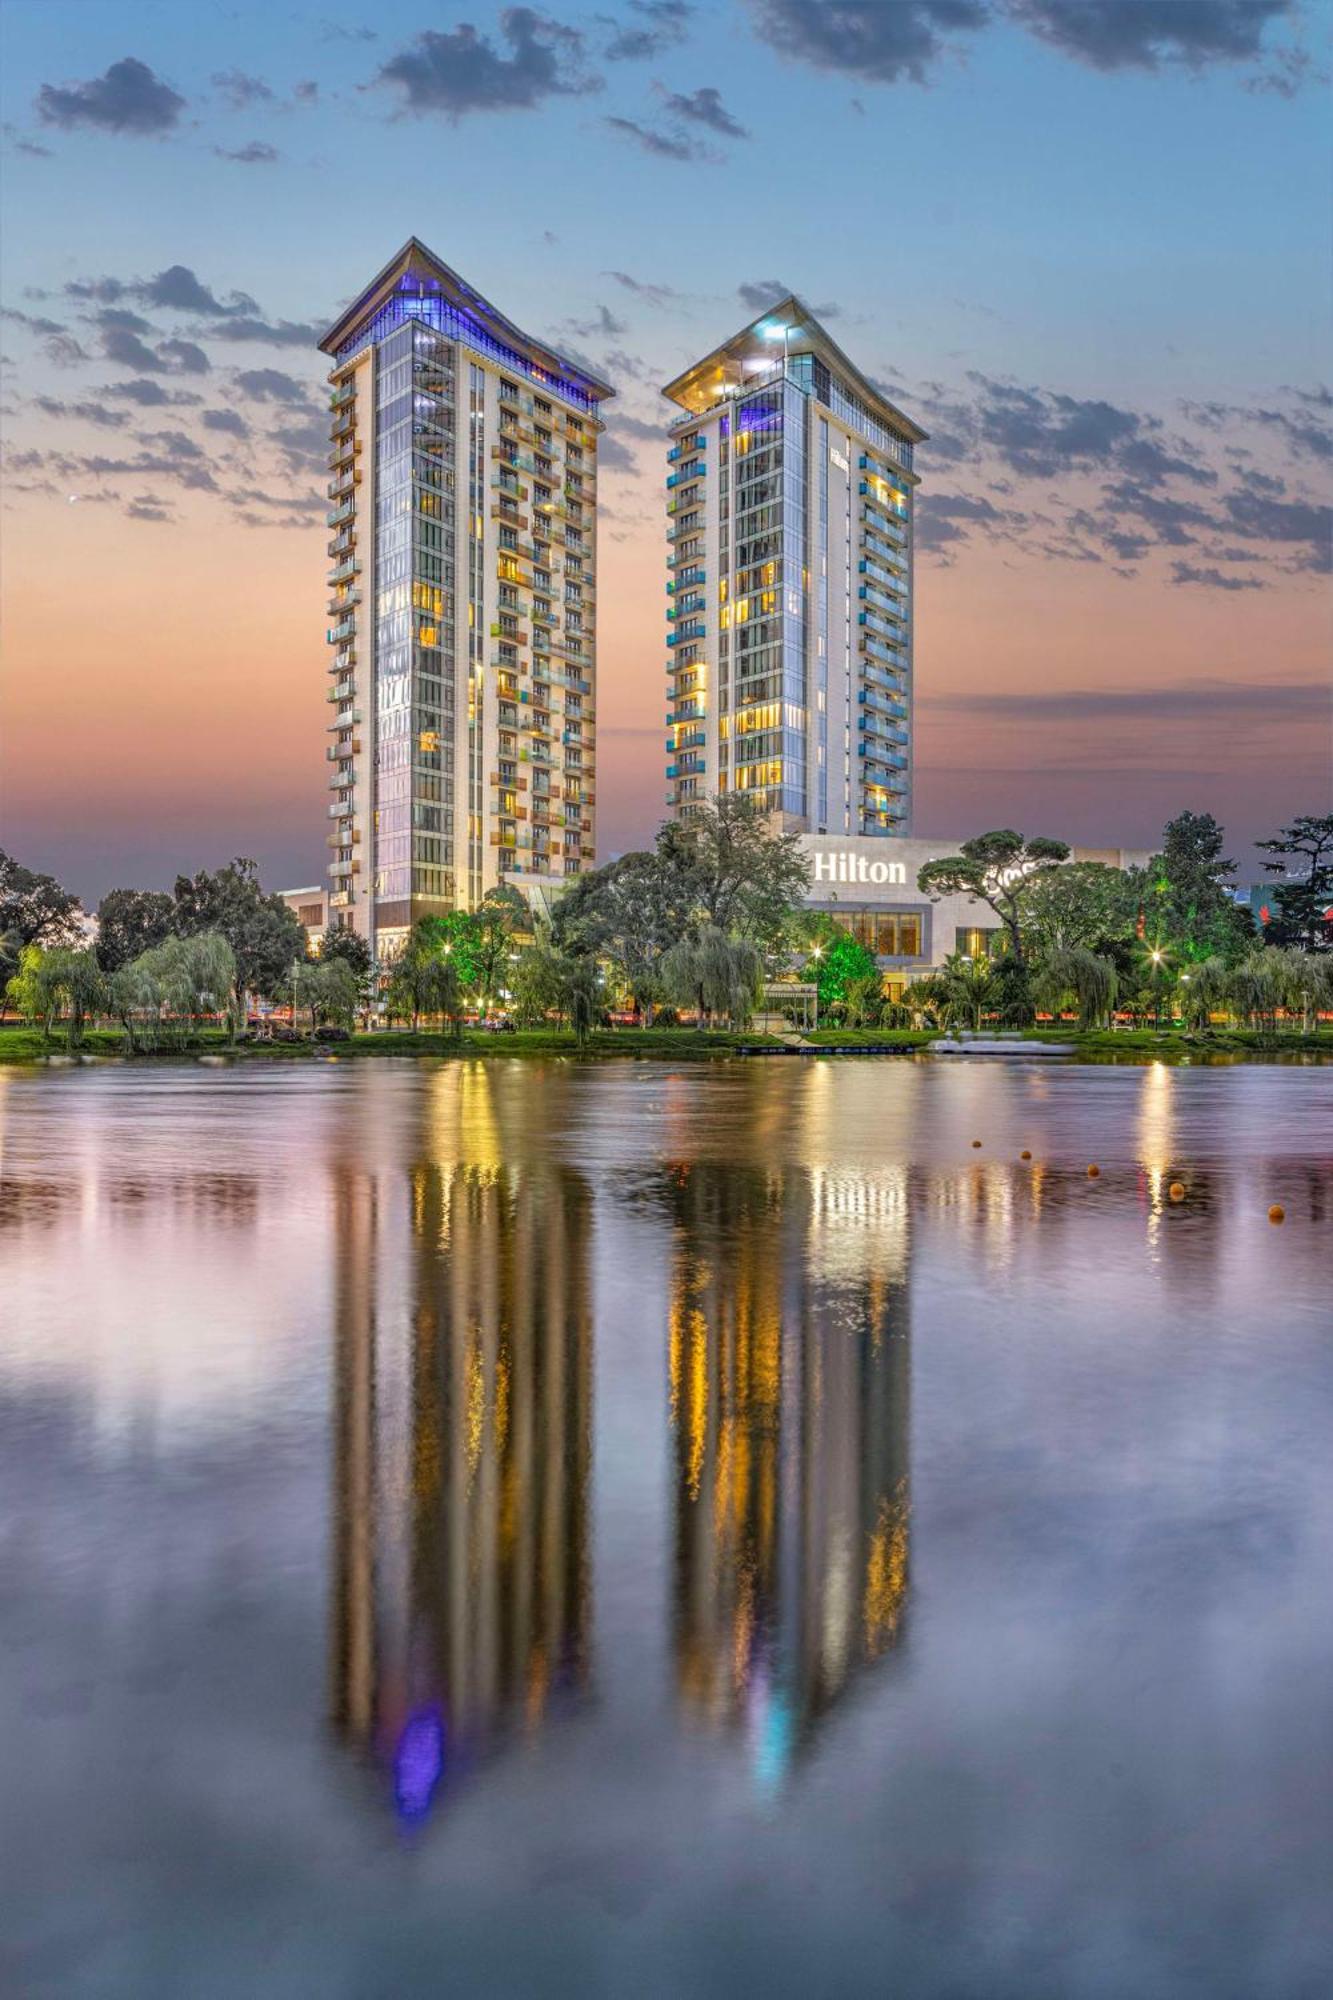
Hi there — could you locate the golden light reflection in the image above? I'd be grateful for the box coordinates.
[664,1160,911,1782]
[329,1137,592,1826]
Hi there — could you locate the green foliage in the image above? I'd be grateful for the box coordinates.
[927,952,1000,1031]
[121,933,238,1047]
[1032,947,1119,1029]
[384,924,462,1033]
[94,888,175,972]
[0,852,83,979]
[413,911,485,996]
[5,944,106,1048]
[171,857,306,999]
[1147,811,1251,965]
[1256,814,1333,953]
[660,925,764,1029]
[917,831,1070,965]
[319,924,373,988]
[671,793,812,949]
[808,927,879,1010]
[552,848,693,1015]
[842,973,884,1029]
[1020,862,1139,959]
[294,957,360,1033]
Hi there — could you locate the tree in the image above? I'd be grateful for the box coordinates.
[413,912,485,999]
[95,888,175,973]
[1020,862,1138,959]
[660,925,763,1030]
[917,831,1070,968]
[1176,958,1229,1032]
[511,936,576,1027]
[1276,947,1331,1036]
[319,923,373,986]
[1228,951,1284,1036]
[471,885,529,1010]
[134,933,238,1042]
[109,959,165,1053]
[0,851,82,979]
[1256,814,1333,953]
[172,858,306,1000]
[671,794,812,949]
[808,926,879,1013]
[843,973,884,1029]
[930,952,1000,1032]
[381,923,463,1033]
[1146,811,1251,965]
[293,958,360,1035]
[552,847,694,1019]
[1032,947,1119,1030]
[5,945,106,1049]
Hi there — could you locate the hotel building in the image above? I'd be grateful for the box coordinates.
[662,298,925,836]
[319,240,613,959]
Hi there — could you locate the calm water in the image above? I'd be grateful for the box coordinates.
[1,1057,1330,1999]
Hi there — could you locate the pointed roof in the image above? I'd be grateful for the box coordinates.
[660,294,924,444]
[320,237,614,404]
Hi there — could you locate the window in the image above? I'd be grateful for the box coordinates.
[956,926,998,960]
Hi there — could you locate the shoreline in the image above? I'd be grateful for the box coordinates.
[3,1024,1331,1068]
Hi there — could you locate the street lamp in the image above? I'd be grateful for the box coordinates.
[810,944,823,1035]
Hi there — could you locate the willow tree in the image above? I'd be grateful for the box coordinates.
[660,925,763,1030]
[1176,957,1229,1033]
[1033,947,1118,1030]
[1228,952,1284,1036]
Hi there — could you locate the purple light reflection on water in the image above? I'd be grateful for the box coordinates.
[394,1707,446,1823]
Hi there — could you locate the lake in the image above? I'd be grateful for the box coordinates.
[1,1056,1330,1998]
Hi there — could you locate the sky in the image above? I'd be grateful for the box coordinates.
[1,0,1330,907]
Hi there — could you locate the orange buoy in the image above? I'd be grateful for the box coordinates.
[1087,1164,1101,1178]
[1168,1182,1186,1203]
[972,1139,983,1149]
[1268,1204,1285,1224]
[1020,1150,1032,1161]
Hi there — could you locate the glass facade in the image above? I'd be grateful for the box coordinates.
[321,244,611,954]
[665,318,919,837]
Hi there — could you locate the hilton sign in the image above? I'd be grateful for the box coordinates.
[812,852,908,887]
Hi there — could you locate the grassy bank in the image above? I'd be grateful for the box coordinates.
[3,1021,1330,1067]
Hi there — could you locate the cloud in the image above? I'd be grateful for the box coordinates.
[206,316,326,347]
[736,278,842,318]
[201,408,251,439]
[922,678,1327,718]
[66,265,261,317]
[157,338,210,375]
[605,270,685,305]
[100,324,169,372]
[561,305,629,338]
[604,114,706,158]
[103,378,203,407]
[214,141,281,165]
[210,70,275,110]
[234,367,315,405]
[598,434,638,473]
[125,499,173,522]
[36,57,186,136]
[1008,0,1297,74]
[33,397,129,430]
[1169,561,1266,591]
[12,138,54,158]
[747,0,990,86]
[377,9,600,117]
[658,85,749,136]
[601,1,694,59]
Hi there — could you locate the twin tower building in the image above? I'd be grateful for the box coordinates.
[321,238,923,955]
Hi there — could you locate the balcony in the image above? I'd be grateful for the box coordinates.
[326,500,354,528]
[665,464,705,491]
[329,557,361,586]
[328,590,361,619]
[327,619,356,646]
[330,382,355,410]
[326,737,361,760]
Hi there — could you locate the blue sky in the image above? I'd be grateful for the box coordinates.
[2,1,1329,899]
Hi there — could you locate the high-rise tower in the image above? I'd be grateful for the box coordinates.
[661,299,924,836]
[320,240,613,957]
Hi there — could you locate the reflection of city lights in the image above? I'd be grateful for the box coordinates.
[394,1707,445,1821]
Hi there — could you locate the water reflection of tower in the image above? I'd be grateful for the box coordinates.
[329,1148,593,1824]
[667,1161,910,1779]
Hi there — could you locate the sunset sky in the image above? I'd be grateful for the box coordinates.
[2,0,1329,907]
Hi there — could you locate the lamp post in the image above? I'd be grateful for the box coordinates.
[811,944,823,1035]
[1150,947,1164,1031]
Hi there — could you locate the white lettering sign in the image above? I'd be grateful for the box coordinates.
[829,446,849,472]
[812,852,907,888]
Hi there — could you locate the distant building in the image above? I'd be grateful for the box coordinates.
[318,239,614,961]
[280,885,329,953]
[795,834,1154,995]
[662,297,924,837]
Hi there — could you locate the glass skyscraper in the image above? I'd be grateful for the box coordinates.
[320,240,613,958]
[662,298,924,835]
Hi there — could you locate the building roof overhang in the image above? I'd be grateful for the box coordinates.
[660,294,925,444]
[319,237,615,404]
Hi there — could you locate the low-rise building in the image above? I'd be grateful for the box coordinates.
[281,885,330,953]
[795,834,1152,994]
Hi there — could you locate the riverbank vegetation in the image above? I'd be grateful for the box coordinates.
[3,808,1330,1058]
